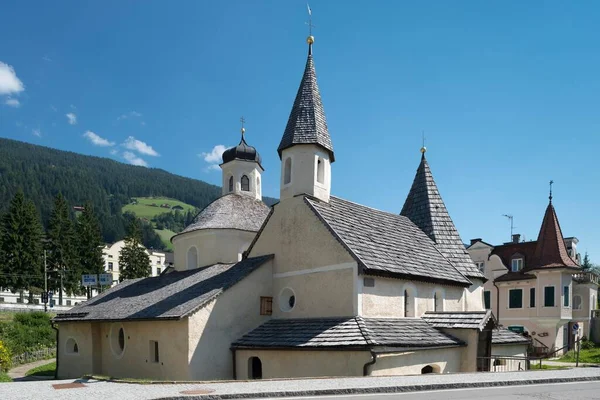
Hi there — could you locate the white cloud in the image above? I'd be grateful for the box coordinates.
[66,113,77,125]
[42,56,52,62]
[5,97,19,107]
[32,129,41,137]
[50,105,57,112]
[117,111,142,121]
[110,149,118,155]
[123,151,148,167]
[83,130,115,147]
[0,61,24,95]
[199,144,227,171]
[122,136,159,156]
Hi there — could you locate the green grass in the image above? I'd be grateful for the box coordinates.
[122,197,195,220]
[0,372,11,382]
[535,364,568,370]
[0,312,15,322]
[155,228,176,251]
[557,348,600,364]
[25,361,55,377]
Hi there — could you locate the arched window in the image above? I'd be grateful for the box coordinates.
[241,175,250,191]
[228,176,234,192]
[573,295,582,310]
[433,289,444,312]
[187,247,198,270]
[421,365,434,374]
[317,158,324,184]
[284,157,292,184]
[404,286,416,317]
[66,338,79,355]
[248,357,262,379]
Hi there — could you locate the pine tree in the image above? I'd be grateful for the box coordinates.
[581,252,593,271]
[0,191,43,300]
[47,193,77,305]
[76,202,105,276]
[119,219,150,281]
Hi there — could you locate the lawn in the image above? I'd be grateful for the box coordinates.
[0,312,15,322]
[155,228,176,251]
[557,348,600,364]
[0,372,11,382]
[122,197,195,220]
[25,361,55,377]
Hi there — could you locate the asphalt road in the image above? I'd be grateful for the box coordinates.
[276,381,600,400]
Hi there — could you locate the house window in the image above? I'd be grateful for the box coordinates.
[279,287,296,312]
[248,357,262,379]
[187,246,198,270]
[509,289,523,309]
[573,295,582,310]
[260,297,273,315]
[108,262,113,271]
[484,291,491,310]
[156,267,161,275]
[363,277,375,287]
[476,262,485,273]
[149,340,159,363]
[563,286,570,307]
[241,175,250,191]
[433,289,444,312]
[530,288,535,308]
[284,157,292,184]
[544,286,555,307]
[118,328,125,351]
[108,255,113,258]
[228,176,234,192]
[66,338,79,355]
[511,258,523,272]
[66,300,72,306]
[316,158,324,184]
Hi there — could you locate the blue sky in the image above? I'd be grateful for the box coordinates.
[0,1,598,261]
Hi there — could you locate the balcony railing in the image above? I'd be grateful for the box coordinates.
[573,272,600,285]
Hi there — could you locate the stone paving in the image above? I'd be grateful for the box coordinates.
[0,368,598,400]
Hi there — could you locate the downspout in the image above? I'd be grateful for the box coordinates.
[493,281,501,326]
[362,349,377,376]
[231,348,237,380]
[51,322,59,380]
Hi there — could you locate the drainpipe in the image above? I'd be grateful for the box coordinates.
[493,281,501,326]
[230,348,237,380]
[363,349,377,376]
[51,322,59,380]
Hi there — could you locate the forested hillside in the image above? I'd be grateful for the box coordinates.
[0,138,276,247]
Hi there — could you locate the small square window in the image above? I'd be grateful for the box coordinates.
[260,297,273,316]
[363,277,375,287]
[149,340,159,363]
[476,262,485,273]
[66,300,72,306]
[108,262,114,271]
[511,258,523,272]
[156,267,161,275]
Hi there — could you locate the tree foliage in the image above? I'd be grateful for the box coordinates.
[76,202,105,276]
[119,219,151,281]
[46,194,78,297]
[0,191,43,294]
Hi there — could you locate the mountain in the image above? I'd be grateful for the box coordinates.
[0,138,277,247]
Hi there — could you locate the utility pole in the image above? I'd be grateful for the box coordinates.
[44,250,48,313]
[59,265,64,306]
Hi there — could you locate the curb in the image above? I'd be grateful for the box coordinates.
[155,375,600,400]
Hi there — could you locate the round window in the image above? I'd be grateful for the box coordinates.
[279,288,296,312]
[118,328,125,351]
[110,324,126,358]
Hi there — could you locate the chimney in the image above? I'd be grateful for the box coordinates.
[470,238,482,246]
[512,234,521,244]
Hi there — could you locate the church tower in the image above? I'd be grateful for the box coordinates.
[220,123,263,201]
[277,34,334,203]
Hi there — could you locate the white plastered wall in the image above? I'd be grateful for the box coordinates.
[280,144,331,203]
[370,347,463,376]
[221,159,263,200]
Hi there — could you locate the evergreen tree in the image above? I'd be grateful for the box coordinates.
[76,202,105,276]
[0,191,43,300]
[581,252,593,271]
[119,219,150,281]
[47,193,77,304]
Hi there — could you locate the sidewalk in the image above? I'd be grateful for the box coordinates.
[7,358,55,382]
[544,360,598,367]
[0,368,599,399]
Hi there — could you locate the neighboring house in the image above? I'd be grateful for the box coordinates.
[53,33,527,381]
[468,198,598,355]
[102,241,170,283]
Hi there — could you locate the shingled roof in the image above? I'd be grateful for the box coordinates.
[492,329,531,345]
[422,311,495,330]
[305,196,471,286]
[232,317,465,349]
[178,194,270,236]
[277,42,334,162]
[527,201,579,271]
[53,255,273,322]
[400,154,484,280]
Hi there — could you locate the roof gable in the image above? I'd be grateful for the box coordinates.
[400,155,484,279]
[305,196,471,286]
[53,255,273,322]
[277,46,334,161]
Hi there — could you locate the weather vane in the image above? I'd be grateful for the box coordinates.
[306,4,314,37]
[240,116,246,136]
[549,180,554,203]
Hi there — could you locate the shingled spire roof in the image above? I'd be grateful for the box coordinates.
[528,201,579,270]
[277,39,334,162]
[401,152,485,279]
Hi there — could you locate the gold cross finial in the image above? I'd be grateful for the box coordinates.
[240,116,246,136]
[420,131,427,154]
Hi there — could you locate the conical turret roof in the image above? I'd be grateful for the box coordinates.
[401,153,484,279]
[277,42,334,162]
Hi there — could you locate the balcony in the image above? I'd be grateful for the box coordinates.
[573,272,600,285]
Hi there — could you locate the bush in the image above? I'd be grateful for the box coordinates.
[581,337,596,350]
[0,340,11,372]
[0,312,55,356]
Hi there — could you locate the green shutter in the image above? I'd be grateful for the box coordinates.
[509,289,523,309]
[544,286,555,307]
[484,291,491,309]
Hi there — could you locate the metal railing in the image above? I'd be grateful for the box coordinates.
[10,347,56,366]
[477,355,544,372]
[573,272,600,285]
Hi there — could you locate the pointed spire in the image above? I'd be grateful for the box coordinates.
[401,152,484,279]
[529,192,579,270]
[277,34,335,162]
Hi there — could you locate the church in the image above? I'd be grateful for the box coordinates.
[53,33,529,381]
